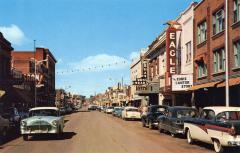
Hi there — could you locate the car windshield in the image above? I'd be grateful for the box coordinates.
[216,111,240,121]
[108,107,114,109]
[126,108,138,112]
[29,109,58,117]
[151,107,166,113]
[176,109,197,118]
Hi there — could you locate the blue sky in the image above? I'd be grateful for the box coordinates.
[0,0,199,97]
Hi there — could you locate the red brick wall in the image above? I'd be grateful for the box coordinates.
[193,0,240,84]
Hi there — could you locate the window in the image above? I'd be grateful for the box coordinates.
[213,8,225,35]
[200,109,215,120]
[197,21,207,44]
[234,0,240,23]
[186,41,192,63]
[197,61,207,78]
[234,40,240,67]
[213,48,225,73]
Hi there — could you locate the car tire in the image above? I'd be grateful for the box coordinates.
[0,128,7,144]
[148,121,153,129]
[158,122,163,133]
[187,129,194,144]
[171,133,175,137]
[23,135,28,141]
[57,127,63,139]
[141,118,146,127]
[213,139,224,153]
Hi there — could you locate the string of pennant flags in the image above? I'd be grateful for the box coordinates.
[56,60,129,75]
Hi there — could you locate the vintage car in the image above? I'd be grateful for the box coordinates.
[157,106,197,136]
[0,114,10,144]
[105,106,114,114]
[121,107,141,120]
[141,105,168,129]
[184,107,240,153]
[112,107,122,116]
[20,107,64,141]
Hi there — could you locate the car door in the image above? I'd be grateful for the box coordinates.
[160,109,170,130]
[191,109,214,143]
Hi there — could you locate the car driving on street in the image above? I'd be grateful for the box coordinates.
[20,107,65,141]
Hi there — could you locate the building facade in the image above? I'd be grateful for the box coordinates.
[191,0,240,107]
[0,32,14,109]
[12,47,57,106]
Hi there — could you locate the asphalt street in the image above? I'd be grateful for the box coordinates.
[0,109,227,153]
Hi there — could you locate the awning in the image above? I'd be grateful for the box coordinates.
[188,81,220,91]
[0,90,5,97]
[217,77,240,88]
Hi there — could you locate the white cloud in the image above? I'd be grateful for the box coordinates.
[57,54,130,75]
[129,51,140,60]
[0,24,28,45]
[71,54,130,72]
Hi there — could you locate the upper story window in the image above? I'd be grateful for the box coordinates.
[234,0,240,23]
[234,40,240,67]
[197,61,207,78]
[197,21,207,44]
[213,8,225,35]
[186,41,192,63]
[213,48,225,73]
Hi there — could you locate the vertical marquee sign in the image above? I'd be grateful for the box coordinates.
[165,27,177,88]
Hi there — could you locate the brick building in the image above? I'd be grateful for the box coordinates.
[12,47,57,106]
[191,0,240,107]
[0,32,14,108]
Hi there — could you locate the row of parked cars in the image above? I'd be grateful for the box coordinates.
[141,105,240,153]
[90,104,240,153]
[95,106,141,120]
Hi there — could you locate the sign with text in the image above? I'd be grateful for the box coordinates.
[171,74,193,91]
[166,28,177,75]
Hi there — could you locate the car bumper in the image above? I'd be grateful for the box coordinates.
[21,127,59,135]
[125,116,141,119]
[220,136,240,147]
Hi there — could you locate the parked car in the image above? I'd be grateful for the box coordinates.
[184,106,240,153]
[158,106,197,137]
[105,107,114,114]
[0,114,10,144]
[59,107,66,115]
[3,107,21,128]
[112,107,122,116]
[122,107,141,120]
[88,105,98,111]
[115,107,124,118]
[20,107,65,141]
[141,105,168,129]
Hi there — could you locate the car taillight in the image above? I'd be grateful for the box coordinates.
[228,125,237,136]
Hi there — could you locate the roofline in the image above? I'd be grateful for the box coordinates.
[194,0,205,10]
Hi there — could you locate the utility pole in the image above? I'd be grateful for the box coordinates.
[225,0,229,107]
[34,40,37,107]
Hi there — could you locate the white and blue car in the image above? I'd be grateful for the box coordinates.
[20,107,64,141]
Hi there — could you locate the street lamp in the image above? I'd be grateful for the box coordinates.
[33,40,49,107]
[34,58,48,107]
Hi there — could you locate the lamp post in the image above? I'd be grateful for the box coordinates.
[33,40,48,107]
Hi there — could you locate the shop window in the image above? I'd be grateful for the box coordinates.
[213,48,225,73]
[213,8,225,35]
[233,0,240,23]
[197,61,207,78]
[234,40,240,67]
[186,41,192,63]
